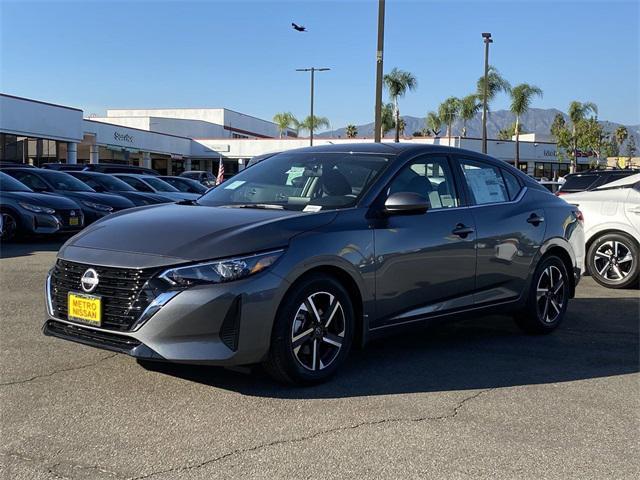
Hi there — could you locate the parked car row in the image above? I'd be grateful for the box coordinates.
[0,165,212,240]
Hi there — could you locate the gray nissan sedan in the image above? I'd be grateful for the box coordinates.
[44,144,585,385]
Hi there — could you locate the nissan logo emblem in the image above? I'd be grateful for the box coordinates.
[80,268,99,293]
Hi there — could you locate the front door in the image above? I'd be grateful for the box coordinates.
[372,154,477,328]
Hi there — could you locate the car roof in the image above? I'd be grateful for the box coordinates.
[595,173,640,189]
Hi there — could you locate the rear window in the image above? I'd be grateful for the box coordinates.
[501,169,522,200]
[561,174,598,191]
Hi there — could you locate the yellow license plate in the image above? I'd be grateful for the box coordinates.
[69,217,79,226]
[68,293,101,326]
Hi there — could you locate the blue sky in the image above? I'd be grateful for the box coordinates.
[1,0,638,128]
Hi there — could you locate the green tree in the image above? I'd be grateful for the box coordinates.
[615,125,628,148]
[345,124,358,139]
[272,112,297,138]
[438,97,461,142]
[550,113,572,165]
[459,94,481,137]
[299,115,330,136]
[576,117,605,161]
[497,122,524,141]
[476,66,512,103]
[380,103,395,138]
[426,111,442,137]
[396,117,406,137]
[383,68,418,143]
[510,83,543,169]
[568,101,598,172]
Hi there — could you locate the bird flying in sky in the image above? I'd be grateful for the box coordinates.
[291,22,307,32]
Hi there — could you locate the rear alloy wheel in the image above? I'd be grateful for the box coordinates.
[515,255,569,334]
[263,274,354,385]
[0,211,18,241]
[587,233,639,289]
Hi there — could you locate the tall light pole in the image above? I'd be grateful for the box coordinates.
[481,32,492,154]
[296,67,330,146]
[374,0,386,143]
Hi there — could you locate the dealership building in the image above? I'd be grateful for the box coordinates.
[1,93,597,178]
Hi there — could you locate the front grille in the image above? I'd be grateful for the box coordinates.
[44,320,142,354]
[50,260,159,331]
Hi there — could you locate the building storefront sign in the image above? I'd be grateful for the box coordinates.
[114,132,134,143]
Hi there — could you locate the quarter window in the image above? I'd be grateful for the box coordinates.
[387,156,459,209]
[501,169,522,200]
[459,159,509,205]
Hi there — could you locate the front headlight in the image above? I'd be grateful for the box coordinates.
[19,202,55,214]
[159,250,284,288]
[81,200,113,212]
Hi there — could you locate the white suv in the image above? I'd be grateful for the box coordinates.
[561,174,640,288]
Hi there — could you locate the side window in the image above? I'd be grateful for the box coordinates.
[12,172,50,191]
[501,169,522,200]
[458,159,509,205]
[387,156,459,209]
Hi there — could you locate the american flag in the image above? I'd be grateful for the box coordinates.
[216,157,224,185]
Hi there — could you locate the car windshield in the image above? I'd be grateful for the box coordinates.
[143,177,180,192]
[181,172,202,179]
[41,171,94,191]
[82,174,136,192]
[0,172,32,192]
[197,152,391,211]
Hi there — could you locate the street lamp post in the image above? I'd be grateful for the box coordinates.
[374,0,386,143]
[296,67,330,146]
[481,32,492,154]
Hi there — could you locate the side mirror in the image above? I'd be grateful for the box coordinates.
[384,192,429,214]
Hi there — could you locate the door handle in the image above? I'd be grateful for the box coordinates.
[527,213,545,226]
[452,224,474,238]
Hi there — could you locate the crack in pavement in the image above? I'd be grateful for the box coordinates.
[129,388,493,480]
[0,353,119,387]
[2,450,122,480]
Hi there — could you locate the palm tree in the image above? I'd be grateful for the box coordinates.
[345,124,358,139]
[568,101,598,172]
[425,111,442,137]
[476,66,511,139]
[459,94,481,137]
[510,83,543,169]
[272,112,297,138]
[380,103,395,138]
[615,125,628,150]
[476,66,511,104]
[383,68,418,142]
[438,97,461,144]
[299,115,330,137]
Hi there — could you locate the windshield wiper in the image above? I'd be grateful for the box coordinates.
[223,203,286,210]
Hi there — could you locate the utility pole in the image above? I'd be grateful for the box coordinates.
[296,67,330,146]
[481,32,492,154]
[373,0,386,143]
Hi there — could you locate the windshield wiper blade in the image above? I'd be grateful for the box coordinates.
[224,203,285,210]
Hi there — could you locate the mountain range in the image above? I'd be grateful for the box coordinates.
[318,108,640,151]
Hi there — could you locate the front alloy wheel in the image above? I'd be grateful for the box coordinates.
[536,265,565,324]
[587,233,639,289]
[264,274,354,385]
[0,212,18,241]
[291,292,346,372]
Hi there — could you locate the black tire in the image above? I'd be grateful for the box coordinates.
[587,232,639,289]
[515,255,570,334]
[0,210,19,242]
[263,273,354,385]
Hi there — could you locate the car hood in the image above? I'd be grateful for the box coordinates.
[51,191,135,209]
[59,204,338,268]
[154,191,201,201]
[113,190,173,205]
[1,191,81,209]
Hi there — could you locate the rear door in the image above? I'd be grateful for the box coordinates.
[454,156,546,304]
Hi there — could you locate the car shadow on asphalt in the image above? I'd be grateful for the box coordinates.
[0,238,67,259]
[140,296,639,399]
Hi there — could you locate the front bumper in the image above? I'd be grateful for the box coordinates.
[44,270,287,366]
[23,211,84,235]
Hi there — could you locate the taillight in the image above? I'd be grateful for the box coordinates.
[575,210,584,223]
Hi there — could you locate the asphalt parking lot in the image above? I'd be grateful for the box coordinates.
[0,240,638,480]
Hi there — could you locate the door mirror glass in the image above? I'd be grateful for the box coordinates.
[384,192,429,214]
